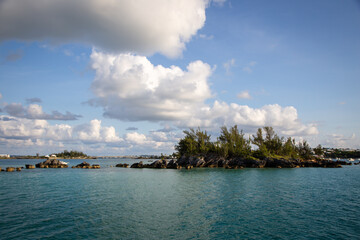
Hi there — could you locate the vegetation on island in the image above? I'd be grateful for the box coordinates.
[175,126,313,160]
[52,150,88,159]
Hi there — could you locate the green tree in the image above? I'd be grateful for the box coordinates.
[251,127,269,159]
[282,137,298,158]
[263,126,283,155]
[175,128,212,156]
[297,140,312,159]
[314,144,324,156]
[218,125,251,158]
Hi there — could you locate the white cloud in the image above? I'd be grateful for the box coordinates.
[90,51,316,136]
[0,0,208,58]
[0,115,179,155]
[242,61,257,73]
[3,103,81,120]
[90,50,212,121]
[223,58,235,74]
[237,90,252,99]
[199,34,214,40]
[75,119,122,143]
[175,101,318,136]
[324,133,358,148]
[63,50,74,57]
[212,0,227,7]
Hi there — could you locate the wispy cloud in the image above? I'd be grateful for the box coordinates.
[199,34,214,40]
[212,0,227,7]
[126,127,138,131]
[26,97,42,104]
[242,61,257,73]
[63,49,74,56]
[223,58,235,75]
[325,133,357,148]
[3,103,81,121]
[2,49,23,64]
[237,90,252,99]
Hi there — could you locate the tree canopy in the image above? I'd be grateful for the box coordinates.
[175,126,315,160]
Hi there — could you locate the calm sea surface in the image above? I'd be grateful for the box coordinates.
[1,158,360,239]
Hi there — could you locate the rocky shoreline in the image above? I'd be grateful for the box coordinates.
[128,154,351,169]
[0,156,354,172]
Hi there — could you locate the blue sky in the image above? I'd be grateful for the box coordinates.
[0,0,359,155]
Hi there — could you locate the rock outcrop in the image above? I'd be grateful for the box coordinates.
[130,161,144,168]
[115,163,129,168]
[128,154,344,169]
[25,164,35,169]
[72,161,100,169]
[36,159,68,168]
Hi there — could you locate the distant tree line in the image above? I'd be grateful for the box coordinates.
[175,126,313,160]
[53,150,88,158]
[324,149,360,159]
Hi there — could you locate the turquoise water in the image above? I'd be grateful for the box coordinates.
[1,159,360,239]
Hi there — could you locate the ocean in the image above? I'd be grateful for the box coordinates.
[1,158,360,239]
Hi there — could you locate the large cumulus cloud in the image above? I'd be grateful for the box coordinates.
[90,50,212,121]
[90,51,318,136]
[0,0,207,57]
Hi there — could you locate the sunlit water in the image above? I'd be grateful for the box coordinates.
[1,159,360,239]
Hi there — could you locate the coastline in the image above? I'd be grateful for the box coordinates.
[128,154,352,169]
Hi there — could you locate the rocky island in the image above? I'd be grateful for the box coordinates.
[129,126,351,169]
[36,159,69,168]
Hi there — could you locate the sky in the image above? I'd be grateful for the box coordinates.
[0,0,359,156]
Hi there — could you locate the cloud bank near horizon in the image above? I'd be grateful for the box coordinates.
[0,115,178,155]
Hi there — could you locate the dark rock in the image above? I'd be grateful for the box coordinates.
[227,157,266,168]
[36,159,68,168]
[243,158,266,168]
[72,161,100,169]
[264,158,300,168]
[300,159,342,168]
[166,159,178,169]
[150,159,168,168]
[130,161,144,168]
[16,167,22,171]
[335,160,351,166]
[204,154,228,168]
[116,163,129,168]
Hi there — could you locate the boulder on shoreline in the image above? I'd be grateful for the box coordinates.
[6,167,15,172]
[130,161,144,168]
[25,164,35,169]
[72,161,100,169]
[116,163,129,168]
[36,159,68,168]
